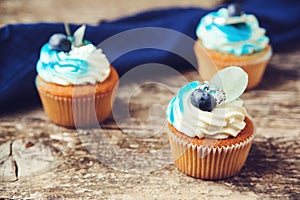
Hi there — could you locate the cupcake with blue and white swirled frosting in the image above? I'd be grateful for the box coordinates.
[194,3,272,89]
[166,67,254,180]
[35,25,119,128]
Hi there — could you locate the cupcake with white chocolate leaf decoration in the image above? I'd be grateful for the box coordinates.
[35,25,119,128]
[166,66,254,180]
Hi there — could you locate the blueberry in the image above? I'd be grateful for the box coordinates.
[191,89,217,112]
[228,3,244,17]
[48,33,71,52]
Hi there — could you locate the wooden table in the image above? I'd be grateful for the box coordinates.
[0,1,299,199]
[0,48,299,199]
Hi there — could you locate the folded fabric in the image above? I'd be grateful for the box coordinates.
[1,0,300,110]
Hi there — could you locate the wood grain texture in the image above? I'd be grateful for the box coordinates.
[0,50,299,199]
[0,0,300,199]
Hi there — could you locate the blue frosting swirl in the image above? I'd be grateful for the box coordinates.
[36,42,111,86]
[196,8,269,55]
[167,81,201,125]
[38,43,88,76]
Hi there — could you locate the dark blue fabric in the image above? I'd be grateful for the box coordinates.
[0,0,300,110]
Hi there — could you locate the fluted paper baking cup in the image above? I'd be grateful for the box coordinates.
[37,89,115,128]
[167,121,254,180]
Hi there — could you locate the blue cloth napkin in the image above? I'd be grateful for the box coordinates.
[1,0,300,110]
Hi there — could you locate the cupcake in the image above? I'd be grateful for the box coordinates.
[194,3,272,89]
[166,66,254,180]
[35,25,119,128]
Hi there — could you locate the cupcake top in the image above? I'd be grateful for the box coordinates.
[166,67,249,139]
[36,25,111,86]
[196,3,269,56]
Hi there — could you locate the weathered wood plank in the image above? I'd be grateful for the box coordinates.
[0,6,300,197]
[0,49,299,199]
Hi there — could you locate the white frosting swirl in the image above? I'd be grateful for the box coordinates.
[166,82,248,139]
[37,43,111,86]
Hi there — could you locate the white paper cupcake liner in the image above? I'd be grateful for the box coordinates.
[37,90,114,128]
[167,128,254,180]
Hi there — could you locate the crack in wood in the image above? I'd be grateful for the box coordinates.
[13,159,18,181]
[8,141,12,156]
[0,139,61,182]
[0,141,17,182]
